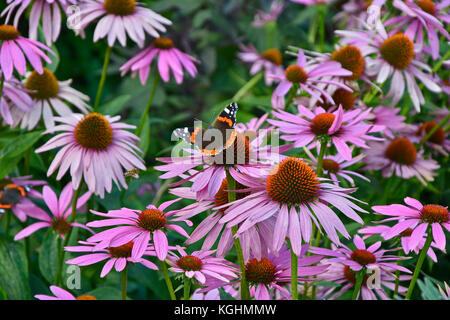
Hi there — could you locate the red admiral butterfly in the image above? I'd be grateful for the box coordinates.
[173,102,239,156]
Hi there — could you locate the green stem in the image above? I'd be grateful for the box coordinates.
[405,228,433,300]
[232,72,263,102]
[290,241,298,300]
[55,184,83,286]
[316,139,327,177]
[0,74,4,102]
[160,260,176,300]
[317,5,326,52]
[285,84,298,109]
[94,46,112,112]
[432,50,450,73]
[121,265,128,300]
[352,270,365,300]
[418,114,450,150]
[183,275,191,300]
[226,169,250,300]
[136,72,160,137]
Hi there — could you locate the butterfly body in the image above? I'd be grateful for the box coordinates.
[174,102,239,156]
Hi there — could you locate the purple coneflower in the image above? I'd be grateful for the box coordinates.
[316,260,410,300]
[65,240,159,277]
[337,23,441,111]
[156,129,288,200]
[0,175,46,222]
[167,246,238,285]
[270,51,353,108]
[237,246,327,300]
[359,225,440,262]
[387,0,450,59]
[252,0,285,28]
[77,0,172,47]
[170,183,275,261]
[0,24,53,80]
[268,104,375,160]
[2,0,78,45]
[35,112,146,198]
[0,73,32,127]
[35,285,97,300]
[365,105,407,139]
[14,68,90,129]
[221,158,367,254]
[237,44,284,86]
[304,147,369,186]
[362,137,439,185]
[408,121,450,156]
[14,182,92,240]
[372,197,449,251]
[86,199,190,261]
[309,235,411,274]
[120,37,199,84]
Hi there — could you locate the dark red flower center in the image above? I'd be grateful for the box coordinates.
[417,121,445,145]
[76,295,97,300]
[417,0,436,15]
[330,45,365,80]
[52,218,71,235]
[245,258,277,285]
[0,184,26,209]
[137,209,166,231]
[0,25,20,40]
[322,159,340,173]
[420,204,448,224]
[400,228,413,237]
[351,249,376,266]
[109,241,134,258]
[214,178,251,212]
[384,138,417,165]
[380,33,414,70]
[74,113,114,151]
[153,37,174,49]
[177,255,203,271]
[25,68,60,100]
[285,65,308,83]
[266,157,319,205]
[310,113,336,135]
[344,265,370,285]
[104,0,136,16]
[262,48,283,65]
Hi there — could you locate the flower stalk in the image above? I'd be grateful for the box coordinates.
[352,269,365,300]
[405,227,434,300]
[94,46,112,112]
[121,265,128,300]
[226,169,250,300]
[136,72,160,138]
[160,260,177,300]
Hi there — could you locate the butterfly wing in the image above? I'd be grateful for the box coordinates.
[173,102,239,156]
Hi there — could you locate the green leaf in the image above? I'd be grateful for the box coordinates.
[99,94,131,116]
[38,230,60,284]
[0,286,7,300]
[46,44,60,73]
[0,155,22,179]
[0,130,43,158]
[218,287,235,300]
[0,236,31,299]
